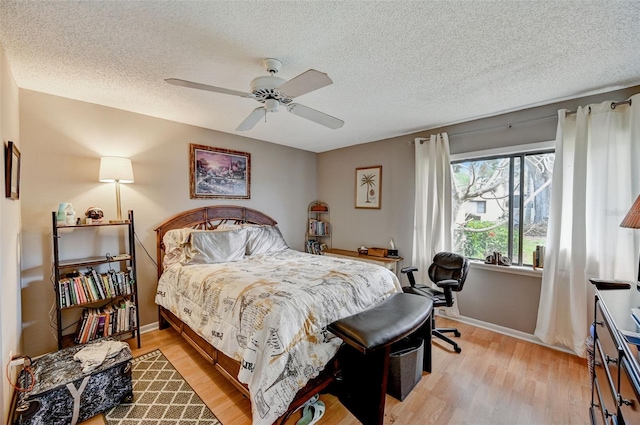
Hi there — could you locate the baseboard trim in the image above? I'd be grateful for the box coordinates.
[141,316,576,356]
[438,312,576,356]
[140,321,159,335]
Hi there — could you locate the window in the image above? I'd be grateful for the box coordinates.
[451,150,554,266]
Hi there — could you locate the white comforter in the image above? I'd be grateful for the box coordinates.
[155,248,401,425]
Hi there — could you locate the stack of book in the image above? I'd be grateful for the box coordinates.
[74,299,137,344]
[533,245,545,269]
[308,219,330,236]
[57,268,134,308]
[306,240,327,255]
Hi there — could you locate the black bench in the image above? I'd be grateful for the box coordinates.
[328,293,433,425]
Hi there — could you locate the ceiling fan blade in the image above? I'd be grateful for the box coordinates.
[236,107,266,131]
[278,69,333,98]
[165,78,253,98]
[287,103,344,129]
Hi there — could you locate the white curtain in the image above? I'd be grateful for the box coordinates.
[535,94,640,357]
[412,133,455,311]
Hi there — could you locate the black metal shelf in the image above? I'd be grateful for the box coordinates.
[52,210,141,350]
[56,255,132,269]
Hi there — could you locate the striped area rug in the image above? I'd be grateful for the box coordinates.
[105,350,221,425]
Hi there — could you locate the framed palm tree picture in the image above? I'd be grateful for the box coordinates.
[355,165,382,209]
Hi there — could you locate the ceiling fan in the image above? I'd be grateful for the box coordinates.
[165,58,344,131]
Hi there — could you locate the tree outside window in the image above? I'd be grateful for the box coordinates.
[451,151,554,265]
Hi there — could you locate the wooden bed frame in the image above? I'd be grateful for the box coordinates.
[154,205,338,424]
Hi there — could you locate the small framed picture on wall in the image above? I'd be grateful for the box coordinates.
[5,141,20,200]
[355,165,381,209]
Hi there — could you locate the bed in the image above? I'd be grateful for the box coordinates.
[154,206,401,425]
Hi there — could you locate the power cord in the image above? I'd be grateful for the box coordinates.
[134,231,157,268]
[5,355,34,393]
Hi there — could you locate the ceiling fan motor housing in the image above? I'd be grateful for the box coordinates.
[250,75,292,105]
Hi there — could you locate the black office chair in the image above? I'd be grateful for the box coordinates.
[401,252,470,353]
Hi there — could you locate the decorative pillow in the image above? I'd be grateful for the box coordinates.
[246,225,289,255]
[181,228,249,264]
[162,228,196,268]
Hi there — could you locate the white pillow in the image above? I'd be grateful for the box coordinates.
[181,228,248,264]
[245,225,289,255]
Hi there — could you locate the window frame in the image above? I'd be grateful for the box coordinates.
[450,142,555,266]
[475,200,486,214]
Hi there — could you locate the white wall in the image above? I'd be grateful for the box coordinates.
[319,85,640,337]
[0,43,22,425]
[19,90,317,357]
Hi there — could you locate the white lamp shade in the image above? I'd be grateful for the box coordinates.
[99,157,134,183]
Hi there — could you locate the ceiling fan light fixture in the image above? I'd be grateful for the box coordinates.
[265,99,279,113]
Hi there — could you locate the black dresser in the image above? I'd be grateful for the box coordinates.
[591,283,640,424]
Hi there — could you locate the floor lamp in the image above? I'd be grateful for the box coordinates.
[99,156,134,224]
[620,194,640,282]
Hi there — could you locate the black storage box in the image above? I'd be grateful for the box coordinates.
[13,341,133,425]
[387,336,424,401]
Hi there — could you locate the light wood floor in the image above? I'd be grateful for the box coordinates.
[86,318,591,425]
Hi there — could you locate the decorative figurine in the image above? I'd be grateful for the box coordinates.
[85,207,104,224]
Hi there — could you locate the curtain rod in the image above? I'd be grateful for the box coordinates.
[415,99,634,143]
[565,99,632,116]
[415,114,557,142]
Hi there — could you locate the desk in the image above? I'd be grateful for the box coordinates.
[324,248,403,274]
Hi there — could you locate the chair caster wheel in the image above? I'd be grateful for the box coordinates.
[454,331,461,337]
[454,346,462,353]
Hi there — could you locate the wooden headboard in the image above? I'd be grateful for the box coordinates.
[153,205,277,278]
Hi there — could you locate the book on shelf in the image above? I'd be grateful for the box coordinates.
[101,274,113,298]
[80,276,94,302]
[308,219,329,236]
[95,313,106,337]
[58,279,68,308]
[90,268,106,299]
[73,299,137,344]
[58,269,134,307]
[64,279,72,306]
[72,278,85,304]
[74,308,90,344]
[306,240,327,255]
[129,301,137,329]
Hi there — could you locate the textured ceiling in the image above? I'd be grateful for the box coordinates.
[1,1,639,153]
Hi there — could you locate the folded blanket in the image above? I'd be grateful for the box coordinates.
[73,340,128,373]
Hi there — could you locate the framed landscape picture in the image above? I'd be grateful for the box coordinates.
[190,144,251,199]
[355,165,381,209]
